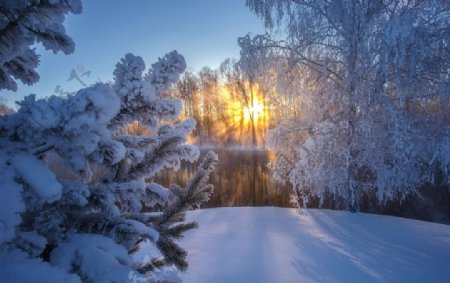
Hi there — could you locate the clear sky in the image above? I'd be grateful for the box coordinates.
[1,0,266,107]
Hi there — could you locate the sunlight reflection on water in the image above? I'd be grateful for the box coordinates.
[155,149,292,207]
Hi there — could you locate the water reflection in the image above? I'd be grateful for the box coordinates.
[155,149,292,207]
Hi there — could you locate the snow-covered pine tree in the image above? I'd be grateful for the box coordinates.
[0,0,82,91]
[0,51,218,282]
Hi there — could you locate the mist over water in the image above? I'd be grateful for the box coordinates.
[155,148,292,207]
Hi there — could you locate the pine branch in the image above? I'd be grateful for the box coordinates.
[163,222,198,240]
[157,238,188,272]
[154,150,218,270]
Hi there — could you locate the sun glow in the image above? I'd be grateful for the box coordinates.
[243,95,265,125]
[180,80,271,146]
[219,82,268,128]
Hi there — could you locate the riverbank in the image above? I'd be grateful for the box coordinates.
[176,207,450,283]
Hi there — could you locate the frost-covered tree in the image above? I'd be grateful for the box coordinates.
[0,51,218,282]
[0,0,82,91]
[244,0,450,210]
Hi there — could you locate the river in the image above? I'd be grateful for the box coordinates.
[155,149,292,207]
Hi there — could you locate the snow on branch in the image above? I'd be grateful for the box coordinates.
[0,0,82,91]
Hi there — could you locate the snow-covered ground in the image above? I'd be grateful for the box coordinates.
[179,207,450,283]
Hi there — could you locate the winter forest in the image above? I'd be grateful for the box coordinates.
[1,1,450,283]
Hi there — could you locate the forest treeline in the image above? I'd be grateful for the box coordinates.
[166,58,305,147]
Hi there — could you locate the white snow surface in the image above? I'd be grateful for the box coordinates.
[179,207,450,283]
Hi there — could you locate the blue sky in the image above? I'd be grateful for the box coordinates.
[1,0,266,107]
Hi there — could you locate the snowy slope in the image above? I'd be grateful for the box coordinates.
[179,207,450,283]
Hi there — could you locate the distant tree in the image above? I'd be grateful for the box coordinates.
[219,58,245,144]
[220,58,263,145]
[0,51,217,282]
[198,67,219,141]
[0,98,14,115]
[0,0,82,91]
[244,0,450,210]
[175,71,200,119]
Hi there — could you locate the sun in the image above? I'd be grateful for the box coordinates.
[217,82,269,131]
[243,96,265,125]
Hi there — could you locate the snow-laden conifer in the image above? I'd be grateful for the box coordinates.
[0,0,82,91]
[0,51,217,282]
